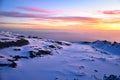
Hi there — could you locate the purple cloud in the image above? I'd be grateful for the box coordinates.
[0,11,47,18]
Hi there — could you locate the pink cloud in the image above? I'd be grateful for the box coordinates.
[47,16,100,22]
[101,10,120,15]
[17,7,63,14]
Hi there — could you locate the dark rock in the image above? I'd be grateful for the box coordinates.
[29,50,51,58]
[56,41,62,45]
[80,41,91,44]
[7,59,17,68]
[28,36,40,39]
[14,39,29,46]
[56,41,71,46]
[94,70,98,72]
[9,61,17,68]
[16,35,25,38]
[49,45,56,48]
[49,45,62,49]
[0,64,9,67]
[103,74,120,80]
[0,38,10,40]
[28,36,31,38]
[7,59,15,62]
[0,39,29,49]
[13,55,28,61]
[0,59,17,68]
[38,50,51,55]
[79,66,84,69]
[55,77,58,80]
[13,48,21,51]
[64,43,71,46]
[0,55,4,58]
[74,78,79,80]
[29,51,37,58]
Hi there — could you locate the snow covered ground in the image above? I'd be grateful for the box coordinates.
[91,40,120,55]
[0,32,120,80]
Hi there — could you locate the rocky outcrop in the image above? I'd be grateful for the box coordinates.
[0,39,29,49]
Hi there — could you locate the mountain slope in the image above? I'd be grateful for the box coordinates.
[91,40,120,55]
[0,32,120,80]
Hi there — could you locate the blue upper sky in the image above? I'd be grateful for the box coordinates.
[1,0,120,11]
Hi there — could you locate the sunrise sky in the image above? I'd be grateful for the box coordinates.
[0,0,120,31]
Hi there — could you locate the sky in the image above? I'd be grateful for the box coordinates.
[0,0,120,31]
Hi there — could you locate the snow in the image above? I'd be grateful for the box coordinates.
[91,40,120,55]
[0,31,20,42]
[0,32,120,80]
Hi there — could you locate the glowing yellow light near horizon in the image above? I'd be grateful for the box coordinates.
[97,23,120,30]
[107,24,120,30]
[44,21,81,27]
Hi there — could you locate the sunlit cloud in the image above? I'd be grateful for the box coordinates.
[101,10,120,15]
[35,16,100,24]
[1,8,120,31]
[17,7,63,14]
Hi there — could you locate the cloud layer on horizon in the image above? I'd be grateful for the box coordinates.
[0,6,120,30]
